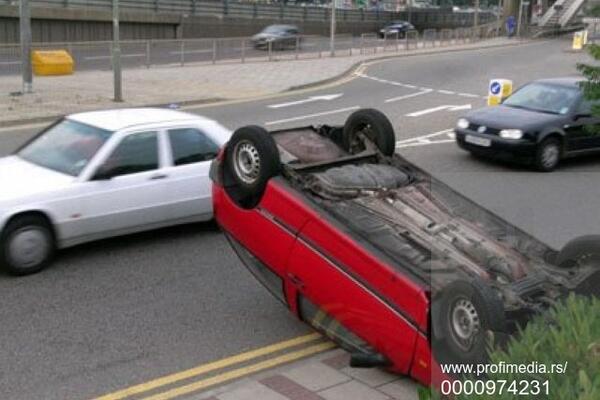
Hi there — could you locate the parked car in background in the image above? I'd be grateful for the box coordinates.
[455,77,600,171]
[0,108,231,275]
[251,25,302,50]
[211,109,600,387]
[378,20,415,38]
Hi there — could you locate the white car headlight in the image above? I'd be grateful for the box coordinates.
[499,129,523,139]
[456,118,469,129]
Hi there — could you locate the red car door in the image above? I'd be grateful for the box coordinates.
[286,218,428,374]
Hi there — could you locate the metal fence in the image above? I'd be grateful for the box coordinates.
[0,24,503,77]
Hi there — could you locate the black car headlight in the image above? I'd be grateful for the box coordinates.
[499,129,524,139]
[456,118,470,129]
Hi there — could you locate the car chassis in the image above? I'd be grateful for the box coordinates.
[211,109,600,386]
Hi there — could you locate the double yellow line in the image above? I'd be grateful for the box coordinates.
[94,332,335,400]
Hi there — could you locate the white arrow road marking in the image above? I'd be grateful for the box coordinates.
[406,104,471,117]
[265,106,360,126]
[268,94,343,109]
[448,104,472,111]
[385,89,433,103]
[395,129,455,148]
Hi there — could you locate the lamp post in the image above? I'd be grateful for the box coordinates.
[330,0,336,56]
[20,0,33,94]
[112,0,123,102]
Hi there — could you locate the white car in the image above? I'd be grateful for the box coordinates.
[0,108,231,275]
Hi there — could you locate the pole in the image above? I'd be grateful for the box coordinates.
[112,0,123,102]
[474,0,480,35]
[496,0,503,36]
[330,0,336,56]
[516,0,523,37]
[20,0,33,94]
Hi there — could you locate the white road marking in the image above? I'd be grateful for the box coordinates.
[357,73,490,100]
[0,61,20,66]
[406,104,472,117]
[85,53,145,60]
[457,92,481,98]
[385,89,432,103]
[397,138,455,149]
[268,94,343,109]
[265,106,360,126]
[395,128,454,146]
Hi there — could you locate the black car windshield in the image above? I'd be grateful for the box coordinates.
[502,82,580,115]
[18,119,112,177]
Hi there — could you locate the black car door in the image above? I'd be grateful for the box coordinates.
[565,99,600,152]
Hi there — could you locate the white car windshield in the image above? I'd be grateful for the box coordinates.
[18,119,112,177]
[502,82,580,115]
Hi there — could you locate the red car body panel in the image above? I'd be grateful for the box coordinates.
[213,177,437,383]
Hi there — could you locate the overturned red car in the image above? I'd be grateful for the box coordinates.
[210,109,600,386]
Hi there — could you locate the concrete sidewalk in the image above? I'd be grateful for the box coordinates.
[186,349,421,400]
[0,37,528,126]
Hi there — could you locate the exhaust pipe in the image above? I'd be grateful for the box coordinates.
[349,352,390,368]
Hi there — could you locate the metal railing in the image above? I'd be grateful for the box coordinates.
[0,25,504,77]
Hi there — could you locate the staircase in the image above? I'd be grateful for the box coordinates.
[538,0,586,28]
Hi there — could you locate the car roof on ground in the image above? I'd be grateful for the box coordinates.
[67,108,207,131]
[534,77,584,87]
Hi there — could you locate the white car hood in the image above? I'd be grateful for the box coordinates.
[0,156,74,202]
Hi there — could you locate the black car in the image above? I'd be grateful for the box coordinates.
[251,25,302,50]
[378,20,415,39]
[455,77,600,171]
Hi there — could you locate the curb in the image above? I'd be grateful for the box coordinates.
[1,38,537,129]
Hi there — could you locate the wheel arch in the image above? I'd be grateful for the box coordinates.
[1,210,58,242]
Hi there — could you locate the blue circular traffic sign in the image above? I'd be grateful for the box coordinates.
[490,81,501,95]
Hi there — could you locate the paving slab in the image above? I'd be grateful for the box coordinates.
[318,380,391,400]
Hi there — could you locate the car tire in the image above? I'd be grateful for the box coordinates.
[342,109,396,156]
[0,215,55,276]
[556,235,600,269]
[534,137,561,172]
[432,279,506,368]
[223,125,281,209]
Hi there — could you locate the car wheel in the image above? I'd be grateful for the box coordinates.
[1,215,55,276]
[432,279,506,368]
[342,109,396,156]
[223,125,281,209]
[556,235,600,269]
[534,137,561,172]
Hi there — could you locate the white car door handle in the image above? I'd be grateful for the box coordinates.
[149,173,168,180]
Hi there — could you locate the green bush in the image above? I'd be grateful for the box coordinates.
[421,294,600,400]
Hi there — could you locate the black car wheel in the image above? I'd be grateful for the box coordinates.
[556,235,600,269]
[1,215,55,276]
[342,109,396,157]
[535,137,561,172]
[432,279,506,368]
[223,125,281,209]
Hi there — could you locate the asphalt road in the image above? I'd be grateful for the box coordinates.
[1,38,598,400]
